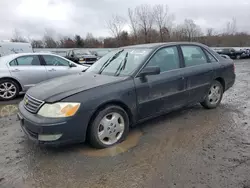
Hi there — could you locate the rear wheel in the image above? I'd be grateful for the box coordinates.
[89,105,129,149]
[201,80,223,109]
[236,55,241,59]
[0,79,19,101]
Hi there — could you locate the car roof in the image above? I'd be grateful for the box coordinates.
[0,52,59,59]
[121,42,205,49]
[0,52,67,66]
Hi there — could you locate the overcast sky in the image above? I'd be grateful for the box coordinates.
[0,0,250,40]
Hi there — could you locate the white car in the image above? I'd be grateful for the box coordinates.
[0,53,89,100]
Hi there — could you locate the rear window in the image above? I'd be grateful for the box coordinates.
[9,55,41,66]
[9,59,18,66]
[204,50,218,62]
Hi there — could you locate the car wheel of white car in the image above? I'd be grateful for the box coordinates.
[89,105,129,149]
[0,79,19,101]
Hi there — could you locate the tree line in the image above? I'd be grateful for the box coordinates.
[11,4,250,48]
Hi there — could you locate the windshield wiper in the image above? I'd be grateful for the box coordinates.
[114,52,128,76]
[98,49,124,74]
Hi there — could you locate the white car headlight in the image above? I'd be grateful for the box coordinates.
[38,102,80,118]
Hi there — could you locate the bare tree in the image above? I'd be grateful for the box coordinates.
[11,29,27,42]
[107,15,126,41]
[128,8,139,43]
[85,33,102,48]
[153,4,174,42]
[225,18,237,35]
[171,25,187,41]
[206,28,214,36]
[182,19,202,41]
[31,40,44,48]
[43,29,57,48]
[135,4,155,43]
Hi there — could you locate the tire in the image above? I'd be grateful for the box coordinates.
[201,80,223,109]
[0,79,19,101]
[89,105,129,149]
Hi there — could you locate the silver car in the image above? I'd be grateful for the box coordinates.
[0,53,88,100]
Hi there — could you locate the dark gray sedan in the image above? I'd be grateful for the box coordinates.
[18,42,235,148]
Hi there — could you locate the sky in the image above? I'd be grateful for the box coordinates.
[0,0,250,40]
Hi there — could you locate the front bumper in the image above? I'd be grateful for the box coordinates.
[18,101,90,146]
[78,61,96,65]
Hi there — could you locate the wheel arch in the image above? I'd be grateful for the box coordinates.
[86,100,134,136]
[215,77,225,92]
[0,77,23,92]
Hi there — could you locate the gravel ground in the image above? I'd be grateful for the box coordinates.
[0,60,249,188]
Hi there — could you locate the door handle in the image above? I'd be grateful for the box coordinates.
[48,68,56,71]
[11,69,20,72]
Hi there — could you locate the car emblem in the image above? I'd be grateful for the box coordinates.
[24,99,29,105]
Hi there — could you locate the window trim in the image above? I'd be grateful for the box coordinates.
[135,45,181,77]
[8,55,42,66]
[180,45,210,68]
[9,59,18,66]
[202,48,219,63]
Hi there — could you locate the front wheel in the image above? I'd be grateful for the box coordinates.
[0,79,19,101]
[88,105,129,149]
[201,81,223,109]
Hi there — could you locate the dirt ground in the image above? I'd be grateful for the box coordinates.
[0,60,249,188]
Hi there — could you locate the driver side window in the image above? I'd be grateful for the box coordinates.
[146,46,180,72]
[43,55,69,66]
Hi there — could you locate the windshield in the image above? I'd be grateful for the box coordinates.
[74,49,92,56]
[86,48,151,76]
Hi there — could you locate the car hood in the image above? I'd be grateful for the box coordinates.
[27,73,127,103]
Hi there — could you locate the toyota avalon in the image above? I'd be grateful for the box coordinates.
[18,42,235,148]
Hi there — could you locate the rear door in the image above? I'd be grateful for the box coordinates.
[180,45,214,103]
[41,55,83,79]
[8,55,47,91]
[134,46,187,120]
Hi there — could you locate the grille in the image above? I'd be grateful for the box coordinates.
[23,94,44,113]
[85,58,97,62]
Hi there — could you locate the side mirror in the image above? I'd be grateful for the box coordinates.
[138,66,160,77]
[69,62,76,68]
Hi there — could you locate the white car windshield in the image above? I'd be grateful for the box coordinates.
[86,48,152,76]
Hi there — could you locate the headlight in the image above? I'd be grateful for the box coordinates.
[38,102,80,118]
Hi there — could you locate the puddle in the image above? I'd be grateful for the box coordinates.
[0,104,18,118]
[80,129,142,157]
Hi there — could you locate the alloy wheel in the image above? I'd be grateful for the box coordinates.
[208,84,222,105]
[97,112,125,145]
[0,82,17,99]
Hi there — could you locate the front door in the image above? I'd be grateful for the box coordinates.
[134,46,187,120]
[41,55,81,79]
[8,55,47,91]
